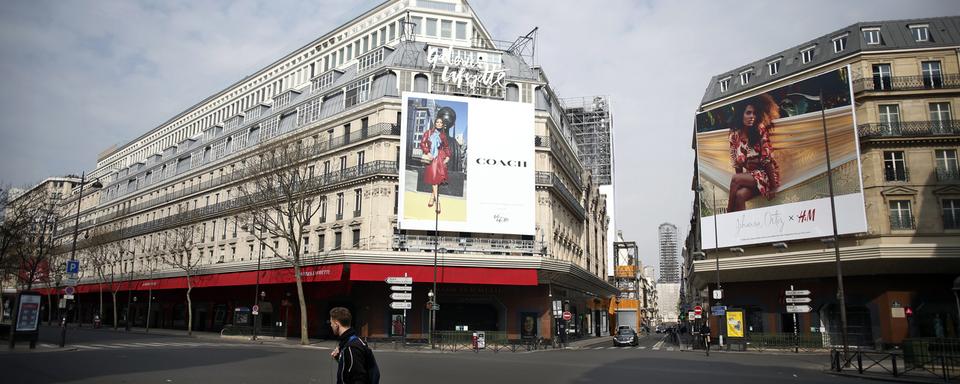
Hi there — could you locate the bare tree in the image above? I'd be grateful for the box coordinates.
[84,228,118,325]
[236,142,323,345]
[158,226,203,336]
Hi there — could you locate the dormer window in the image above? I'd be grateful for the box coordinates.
[862,27,881,45]
[739,69,753,85]
[719,77,731,93]
[910,24,929,42]
[832,34,848,53]
[767,58,781,76]
[800,46,815,64]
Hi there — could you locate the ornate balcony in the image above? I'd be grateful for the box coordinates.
[857,120,960,139]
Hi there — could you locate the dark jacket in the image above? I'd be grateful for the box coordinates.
[336,328,380,384]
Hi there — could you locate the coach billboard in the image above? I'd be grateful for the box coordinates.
[399,92,535,235]
[696,67,867,248]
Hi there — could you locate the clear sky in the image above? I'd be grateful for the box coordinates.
[1,0,957,271]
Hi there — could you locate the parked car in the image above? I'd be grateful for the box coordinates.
[613,327,639,347]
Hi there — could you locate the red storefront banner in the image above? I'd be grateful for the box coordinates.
[67,264,343,293]
[349,264,538,286]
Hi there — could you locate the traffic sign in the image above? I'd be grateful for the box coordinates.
[785,297,812,304]
[252,304,260,315]
[385,276,413,285]
[687,311,695,320]
[694,306,703,316]
[64,286,75,296]
[712,289,723,300]
[66,260,80,274]
[64,294,74,300]
[786,305,812,313]
[785,290,811,296]
[390,292,413,301]
[65,277,78,287]
[390,301,412,310]
[711,306,727,316]
[390,285,413,292]
[562,311,572,321]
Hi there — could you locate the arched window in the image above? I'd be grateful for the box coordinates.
[414,73,429,93]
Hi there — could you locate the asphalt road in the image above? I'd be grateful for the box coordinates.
[2,330,868,384]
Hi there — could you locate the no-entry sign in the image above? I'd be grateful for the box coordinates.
[562,311,572,321]
[694,306,703,316]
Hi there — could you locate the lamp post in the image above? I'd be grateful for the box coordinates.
[427,290,435,349]
[61,172,101,348]
[241,223,264,341]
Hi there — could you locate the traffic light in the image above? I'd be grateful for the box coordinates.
[905,307,913,318]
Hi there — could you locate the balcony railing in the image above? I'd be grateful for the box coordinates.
[936,167,960,182]
[890,214,915,230]
[535,171,585,220]
[884,168,910,182]
[535,135,550,148]
[70,161,398,246]
[62,123,400,235]
[852,74,960,93]
[392,234,541,255]
[858,120,960,139]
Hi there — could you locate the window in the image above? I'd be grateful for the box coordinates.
[883,151,907,181]
[767,59,780,76]
[739,69,753,85]
[352,228,361,248]
[862,28,881,45]
[318,233,325,252]
[910,24,929,42]
[339,156,347,172]
[878,104,901,134]
[354,188,362,217]
[921,61,943,88]
[441,20,452,39]
[426,18,437,36]
[357,151,365,168]
[929,102,952,133]
[718,77,731,93]
[455,21,467,40]
[943,199,960,229]
[303,236,310,254]
[334,232,342,250]
[935,149,959,181]
[412,17,422,35]
[872,64,892,90]
[319,196,327,222]
[889,200,914,230]
[800,46,815,64]
[336,192,344,219]
[832,35,847,53]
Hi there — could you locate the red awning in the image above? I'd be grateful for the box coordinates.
[349,264,538,286]
[71,264,344,293]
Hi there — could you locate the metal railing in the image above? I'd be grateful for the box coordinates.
[70,161,398,247]
[62,124,400,235]
[890,214,916,230]
[852,74,960,93]
[743,333,825,352]
[937,167,960,182]
[858,120,960,139]
[535,171,585,220]
[392,234,541,255]
[429,331,554,353]
[884,168,910,182]
[831,338,960,382]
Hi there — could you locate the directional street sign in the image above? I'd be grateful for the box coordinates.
[390,293,413,301]
[786,305,812,313]
[785,290,811,296]
[711,306,727,316]
[66,260,80,274]
[385,276,413,285]
[390,285,413,292]
[785,297,812,304]
[390,301,412,310]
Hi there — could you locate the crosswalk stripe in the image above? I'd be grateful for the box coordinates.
[593,347,603,350]
[40,343,57,348]
[74,345,99,349]
[639,346,647,349]
[667,347,675,351]
[87,344,120,348]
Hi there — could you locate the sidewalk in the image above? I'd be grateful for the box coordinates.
[37,323,338,348]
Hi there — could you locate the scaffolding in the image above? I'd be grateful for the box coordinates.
[562,96,613,186]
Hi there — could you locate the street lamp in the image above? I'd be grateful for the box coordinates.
[428,289,435,349]
[241,223,264,341]
[61,172,101,348]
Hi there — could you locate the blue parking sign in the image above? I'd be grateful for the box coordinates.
[66,260,80,274]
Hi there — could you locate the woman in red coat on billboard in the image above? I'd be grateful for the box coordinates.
[420,106,456,213]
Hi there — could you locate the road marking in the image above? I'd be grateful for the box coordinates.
[639,346,647,349]
[74,345,99,349]
[652,339,665,350]
[593,347,604,350]
[40,343,57,348]
[667,347,675,351]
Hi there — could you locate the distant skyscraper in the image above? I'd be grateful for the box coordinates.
[658,223,679,283]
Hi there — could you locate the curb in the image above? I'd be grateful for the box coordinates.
[824,370,945,384]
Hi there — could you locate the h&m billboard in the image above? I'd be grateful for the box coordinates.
[696,67,867,248]
[399,92,535,235]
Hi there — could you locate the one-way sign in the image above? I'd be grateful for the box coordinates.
[785,290,811,296]
[386,276,413,285]
[786,305,812,313]
[785,297,812,304]
[390,302,412,310]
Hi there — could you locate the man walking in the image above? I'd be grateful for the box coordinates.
[330,307,380,384]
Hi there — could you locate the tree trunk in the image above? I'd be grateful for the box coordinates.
[47,292,53,325]
[146,288,152,333]
[98,283,103,317]
[294,263,308,345]
[112,291,118,330]
[186,282,193,337]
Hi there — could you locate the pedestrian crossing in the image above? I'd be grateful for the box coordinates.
[38,341,268,351]
[589,344,677,352]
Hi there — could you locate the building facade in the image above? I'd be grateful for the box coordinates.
[688,16,960,348]
[658,223,679,283]
[39,0,615,341]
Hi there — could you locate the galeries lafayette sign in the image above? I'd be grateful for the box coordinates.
[427,45,507,91]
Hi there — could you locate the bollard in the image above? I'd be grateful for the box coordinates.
[857,352,863,374]
[891,354,898,377]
